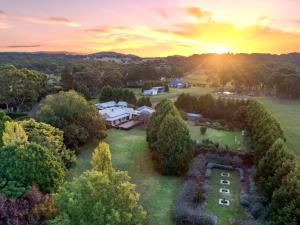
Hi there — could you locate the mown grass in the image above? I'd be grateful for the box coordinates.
[70,128,183,225]
[259,97,300,157]
[187,123,243,149]
[205,169,246,225]
[127,87,213,104]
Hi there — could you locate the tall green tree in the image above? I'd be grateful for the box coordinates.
[91,142,113,174]
[0,143,65,196]
[256,139,296,200]
[154,114,193,175]
[20,119,76,168]
[48,170,147,225]
[100,85,114,102]
[0,65,46,111]
[268,167,300,225]
[147,99,181,150]
[137,97,152,107]
[36,90,107,149]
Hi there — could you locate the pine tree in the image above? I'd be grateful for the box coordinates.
[91,142,113,174]
[155,114,193,175]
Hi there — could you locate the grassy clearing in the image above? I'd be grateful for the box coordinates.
[259,97,300,157]
[187,123,243,149]
[127,87,213,104]
[205,169,246,225]
[70,128,182,225]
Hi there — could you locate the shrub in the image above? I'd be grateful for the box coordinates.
[250,202,264,219]
[240,191,250,207]
[0,143,65,196]
[200,126,207,135]
[205,168,212,178]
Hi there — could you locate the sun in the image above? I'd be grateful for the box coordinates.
[209,45,230,54]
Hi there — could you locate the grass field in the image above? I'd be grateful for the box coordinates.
[187,123,243,149]
[70,128,183,225]
[205,169,245,225]
[259,97,300,157]
[127,87,213,104]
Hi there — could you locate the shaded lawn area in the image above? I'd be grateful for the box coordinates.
[187,123,243,150]
[205,169,246,225]
[259,97,300,157]
[69,128,183,225]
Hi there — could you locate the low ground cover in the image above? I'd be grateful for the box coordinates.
[187,122,243,150]
[205,168,246,225]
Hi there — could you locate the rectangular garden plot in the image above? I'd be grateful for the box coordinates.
[205,169,246,225]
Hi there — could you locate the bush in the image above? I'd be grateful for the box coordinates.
[250,202,264,219]
[205,168,212,178]
[176,213,217,225]
[240,191,250,207]
[200,126,207,135]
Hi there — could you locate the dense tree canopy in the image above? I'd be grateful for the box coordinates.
[20,119,76,168]
[155,114,193,175]
[147,99,181,150]
[0,143,65,197]
[100,86,137,105]
[48,170,147,225]
[137,97,152,107]
[0,65,46,111]
[36,90,107,149]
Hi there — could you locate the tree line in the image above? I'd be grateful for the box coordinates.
[246,100,299,225]
[175,93,248,128]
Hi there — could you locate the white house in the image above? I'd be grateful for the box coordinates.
[135,106,155,115]
[99,106,135,127]
[95,101,128,110]
[143,89,158,96]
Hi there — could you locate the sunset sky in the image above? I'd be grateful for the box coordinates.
[1,0,300,56]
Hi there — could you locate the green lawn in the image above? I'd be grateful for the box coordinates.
[70,128,183,225]
[187,123,243,150]
[259,97,300,157]
[127,87,213,104]
[205,169,246,225]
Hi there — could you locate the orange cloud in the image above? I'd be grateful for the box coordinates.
[185,7,211,20]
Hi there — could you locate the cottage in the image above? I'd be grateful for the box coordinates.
[95,101,128,110]
[99,106,135,127]
[186,112,202,121]
[170,78,187,88]
[152,86,165,93]
[143,89,158,96]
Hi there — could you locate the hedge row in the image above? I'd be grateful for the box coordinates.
[246,100,300,225]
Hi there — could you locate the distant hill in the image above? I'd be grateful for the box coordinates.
[87,51,141,62]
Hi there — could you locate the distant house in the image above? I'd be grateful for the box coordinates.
[152,86,165,93]
[135,106,155,124]
[95,101,128,110]
[170,78,187,88]
[99,106,135,127]
[143,89,158,96]
[136,106,155,115]
[186,112,202,121]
